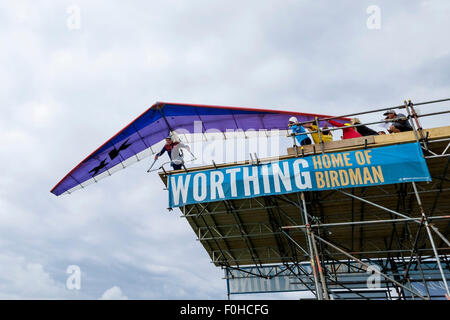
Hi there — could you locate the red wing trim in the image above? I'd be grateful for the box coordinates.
[50,102,160,194]
[159,101,351,121]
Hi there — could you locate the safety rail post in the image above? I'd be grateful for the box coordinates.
[408,100,425,140]
[295,192,323,299]
[408,100,429,150]
[299,192,330,299]
[404,100,421,145]
[315,116,325,154]
[290,130,299,156]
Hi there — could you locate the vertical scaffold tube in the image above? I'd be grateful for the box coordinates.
[411,182,450,299]
[299,192,330,300]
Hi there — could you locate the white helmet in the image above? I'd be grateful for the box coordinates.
[289,116,298,123]
[168,131,180,142]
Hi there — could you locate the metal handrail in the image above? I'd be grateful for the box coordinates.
[289,109,450,138]
[296,98,450,124]
[288,99,450,144]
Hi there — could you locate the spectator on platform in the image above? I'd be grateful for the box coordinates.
[327,119,362,140]
[304,122,334,144]
[288,117,312,146]
[350,118,379,136]
[383,110,413,133]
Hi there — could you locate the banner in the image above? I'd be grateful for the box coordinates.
[168,142,431,208]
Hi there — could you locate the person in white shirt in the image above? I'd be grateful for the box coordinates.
[154,135,191,170]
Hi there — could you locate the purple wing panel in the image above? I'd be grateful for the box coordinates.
[51,102,349,196]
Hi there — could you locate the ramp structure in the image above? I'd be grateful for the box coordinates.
[159,100,450,300]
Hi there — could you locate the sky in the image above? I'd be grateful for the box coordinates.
[0,0,449,299]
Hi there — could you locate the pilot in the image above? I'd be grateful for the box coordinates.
[154,135,191,170]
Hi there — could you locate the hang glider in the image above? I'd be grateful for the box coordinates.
[50,102,349,196]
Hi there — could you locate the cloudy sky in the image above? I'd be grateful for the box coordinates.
[0,0,449,299]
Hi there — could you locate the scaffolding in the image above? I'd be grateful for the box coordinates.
[159,99,450,300]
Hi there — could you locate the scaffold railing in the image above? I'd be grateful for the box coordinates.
[287,98,450,157]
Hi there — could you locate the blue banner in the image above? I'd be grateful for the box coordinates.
[168,142,431,208]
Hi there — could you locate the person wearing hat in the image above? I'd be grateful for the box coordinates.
[383,110,413,133]
[154,135,190,170]
[288,117,312,146]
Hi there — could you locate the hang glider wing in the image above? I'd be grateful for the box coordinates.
[50,102,349,196]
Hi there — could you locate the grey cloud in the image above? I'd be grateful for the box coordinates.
[0,0,449,299]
